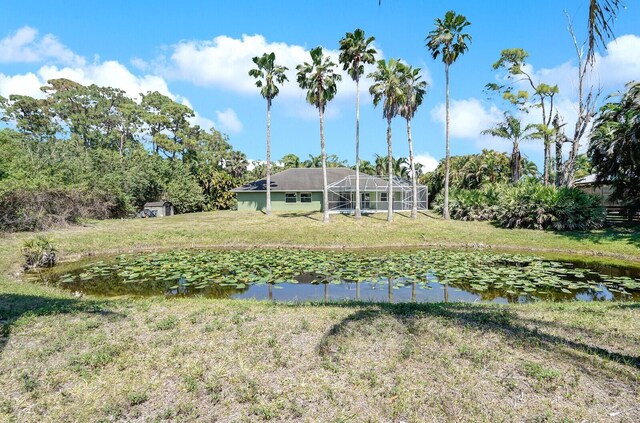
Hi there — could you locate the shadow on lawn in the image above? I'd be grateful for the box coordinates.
[317,302,640,370]
[0,294,118,354]
[553,225,640,248]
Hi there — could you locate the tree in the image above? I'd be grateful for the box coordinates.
[481,113,536,184]
[426,10,472,219]
[588,81,640,210]
[487,49,558,186]
[339,28,377,219]
[369,58,405,222]
[140,91,196,160]
[249,52,289,215]
[296,46,341,223]
[281,153,302,169]
[587,0,622,64]
[398,63,428,218]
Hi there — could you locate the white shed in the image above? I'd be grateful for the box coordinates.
[143,201,174,217]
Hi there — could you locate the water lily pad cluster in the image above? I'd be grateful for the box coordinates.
[56,249,640,299]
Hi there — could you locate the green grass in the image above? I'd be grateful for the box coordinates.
[1,211,639,421]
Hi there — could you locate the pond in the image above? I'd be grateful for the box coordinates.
[27,248,640,304]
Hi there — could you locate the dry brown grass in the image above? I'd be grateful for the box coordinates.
[1,297,638,422]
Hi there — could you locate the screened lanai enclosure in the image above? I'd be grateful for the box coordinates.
[327,174,428,213]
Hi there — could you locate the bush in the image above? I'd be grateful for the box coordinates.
[436,181,605,231]
[0,187,117,232]
[434,185,503,221]
[495,181,604,230]
[22,235,57,269]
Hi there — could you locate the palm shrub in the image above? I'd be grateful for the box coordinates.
[435,180,604,230]
[494,181,604,230]
[22,235,57,269]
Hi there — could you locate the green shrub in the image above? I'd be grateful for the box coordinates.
[22,235,57,269]
[495,181,604,230]
[436,180,604,231]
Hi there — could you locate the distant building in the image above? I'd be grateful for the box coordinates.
[574,174,617,206]
[143,201,174,217]
[232,167,428,213]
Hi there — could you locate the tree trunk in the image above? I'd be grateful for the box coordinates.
[555,131,564,187]
[511,141,520,184]
[387,116,393,222]
[355,79,362,219]
[320,106,330,223]
[543,138,551,186]
[443,64,451,220]
[266,100,272,215]
[407,117,417,218]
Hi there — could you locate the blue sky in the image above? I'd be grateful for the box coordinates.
[2,0,639,171]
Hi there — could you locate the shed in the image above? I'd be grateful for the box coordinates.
[143,201,174,217]
[574,175,617,206]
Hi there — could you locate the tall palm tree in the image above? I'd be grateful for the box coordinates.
[369,58,405,222]
[426,10,471,220]
[398,63,428,218]
[339,28,377,219]
[296,47,341,223]
[587,0,622,64]
[481,113,536,184]
[249,52,288,215]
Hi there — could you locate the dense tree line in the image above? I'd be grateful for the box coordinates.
[0,79,248,230]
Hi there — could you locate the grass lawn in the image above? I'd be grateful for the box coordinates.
[1,211,639,421]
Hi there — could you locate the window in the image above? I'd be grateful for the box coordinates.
[300,192,312,203]
[380,192,388,202]
[285,193,297,203]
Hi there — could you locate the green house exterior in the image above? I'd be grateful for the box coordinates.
[232,168,428,213]
[236,191,323,212]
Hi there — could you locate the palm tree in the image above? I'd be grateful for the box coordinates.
[281,153,301,169]
[392,157,409,178]
[369,58,405,222]
[426,10,471,219]
[587,0,622,64]
[296,47,342,223]
[249,52,288,215]
[375,153,387,176]
[339,28,377,219]
[358,159,376,176]
[398,63,428,218]
[303,154,323,168]
[481,113,536,184]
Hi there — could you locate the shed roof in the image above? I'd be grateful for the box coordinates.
[144,201,172,207]
[232,168,356,192]
[574,174,612,186]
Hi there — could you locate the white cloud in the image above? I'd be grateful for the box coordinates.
[414,153,439,172]
[0,26,85,66]
[159,34,394,101]
[593,34,640,88]
[430,98,503,139]
[0,61,173,101]
[0,72,45,98]
[215,108,243,133]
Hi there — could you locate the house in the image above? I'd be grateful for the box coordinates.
[231,167,428,213]
[143,201,174,217]
[574,174,617,206]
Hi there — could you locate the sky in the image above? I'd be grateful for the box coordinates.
[1,0,639,172]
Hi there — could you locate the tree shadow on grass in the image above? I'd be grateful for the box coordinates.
[0,293,119,354]
[278,212,322,221]
[550,225,640,248]
[317,301,640,370]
